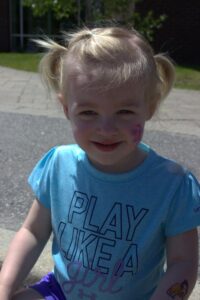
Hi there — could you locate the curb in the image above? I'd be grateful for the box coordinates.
[0,228,200,298]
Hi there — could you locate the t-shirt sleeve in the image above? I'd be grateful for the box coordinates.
[28,147,58,209]
[165,172,200,236]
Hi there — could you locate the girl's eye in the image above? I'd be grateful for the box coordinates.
[80,110,97,116]
[118,110,135,115]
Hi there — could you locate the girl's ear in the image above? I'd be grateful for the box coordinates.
[58,93,69,119]
[146,103,156,121]
[145,94,159,121]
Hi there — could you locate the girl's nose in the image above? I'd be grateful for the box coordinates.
[96,116,118,136]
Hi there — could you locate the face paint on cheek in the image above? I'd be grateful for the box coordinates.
[131,124,143,144]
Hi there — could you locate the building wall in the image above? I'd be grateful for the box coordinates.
[136,0,200,66]
[0,0,10,51]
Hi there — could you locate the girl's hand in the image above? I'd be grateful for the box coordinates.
[0,199,52,298]
[0,284,11,300]
[150,228,199,300]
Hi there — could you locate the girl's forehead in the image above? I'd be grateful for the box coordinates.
[64,59,147,105]
[67,70,104,97]
[67,66,144,92]
[74,71,94,87]
[68,72,146,106]
[67,63,105,86]
[64,55,149,98]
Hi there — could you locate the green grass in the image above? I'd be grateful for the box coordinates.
[0,53,200,90]
[0,53,41,72]
[175,65,200,91]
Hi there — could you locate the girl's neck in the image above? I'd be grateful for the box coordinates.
[88,146,148,174]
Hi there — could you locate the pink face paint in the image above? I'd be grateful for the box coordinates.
[131,124,143,144]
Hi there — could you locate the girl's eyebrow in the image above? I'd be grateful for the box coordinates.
[75,102,96,108]
[121,103,139,107]
[74,98,141,108]
[76,102,139,109]
[118,101,140,108]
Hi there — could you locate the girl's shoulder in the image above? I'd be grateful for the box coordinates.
[29,144,84,177]
[148,144,199,191]
[40,144,83,161]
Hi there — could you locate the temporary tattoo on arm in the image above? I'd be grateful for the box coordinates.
[167,280,189,299]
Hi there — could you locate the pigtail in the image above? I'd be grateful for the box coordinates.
[154,54,176,100]
[67,28,94,47]
[34,39,67,93]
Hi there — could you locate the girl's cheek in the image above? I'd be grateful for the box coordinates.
[71,118,91,131]
[130,124,144,144]
[72,122,91,138]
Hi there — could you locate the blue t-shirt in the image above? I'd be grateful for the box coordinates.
[28,143,200,300]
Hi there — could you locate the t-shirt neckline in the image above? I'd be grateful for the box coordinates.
[81,142,156,182]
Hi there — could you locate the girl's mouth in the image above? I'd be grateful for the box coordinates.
[92,141,121,152]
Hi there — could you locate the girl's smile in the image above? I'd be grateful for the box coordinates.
[92,141,122,152]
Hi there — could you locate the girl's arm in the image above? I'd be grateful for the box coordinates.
[0,199,52,299]
[150,228,199,300]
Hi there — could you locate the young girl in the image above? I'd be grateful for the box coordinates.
[0,27,199,300]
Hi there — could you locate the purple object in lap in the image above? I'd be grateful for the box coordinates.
[30,272,66,300]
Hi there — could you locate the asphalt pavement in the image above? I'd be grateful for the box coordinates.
[0,66,200,298]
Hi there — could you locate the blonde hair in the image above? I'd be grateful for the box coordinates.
[36,27,175,115]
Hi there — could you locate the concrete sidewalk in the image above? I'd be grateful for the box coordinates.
[0,66,200,299]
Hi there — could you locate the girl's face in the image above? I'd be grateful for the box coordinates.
[62,74,151,173]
